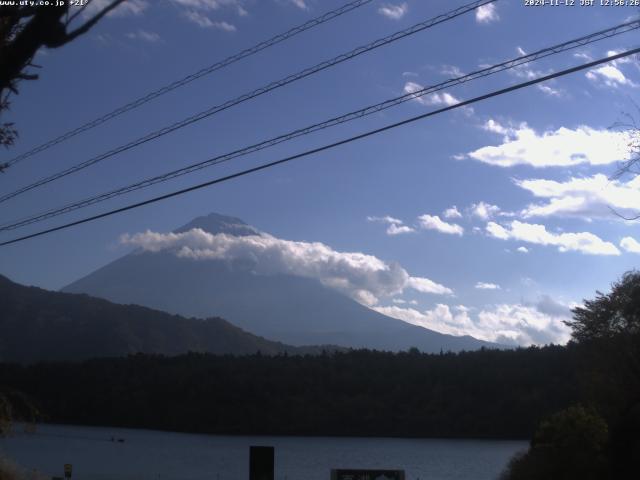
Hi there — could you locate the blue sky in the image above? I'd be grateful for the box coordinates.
[1,0,639,345]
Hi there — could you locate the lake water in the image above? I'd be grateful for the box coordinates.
[0,424,527,480]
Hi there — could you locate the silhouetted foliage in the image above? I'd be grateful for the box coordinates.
[0,1,125,163]
[500,406,608,480]
[567,270,640,342]
[501,271,640,479]
[0,389,38,435]
[0,346,582,439]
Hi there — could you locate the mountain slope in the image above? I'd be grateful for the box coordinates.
[64,213,496,352]
[0,275,325,363]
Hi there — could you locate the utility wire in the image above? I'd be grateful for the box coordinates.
[0,0,497,204]
[5,0,375,168]
[1,47,638,247]
[2,19,638,232]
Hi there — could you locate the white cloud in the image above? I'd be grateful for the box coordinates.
[586,65,638,88]
[367,216,415,235]
[288,0,308,9]
[537,83,562,97]
[373,301,571,346]
[212,20,237,31]
[125,29,161,43]
[183,10,236,30]
[403,82,460,107]
[469,121,632,168]
[475,282,501,290]
[403,82,474,115]
[475,3,499,24]
[441,65,465,77]
[506,52,562,97]
[586,50,639,88]
[417,215,464,236]
[443,206,462,219]
[469,201,501,220]
[387,224,414,235]
[621,236,640,253]
[367,215,403,225]
[477,303,572,345]
[121,228,452,306]
[606,49,638,66]
[408,277,453,296]
[482,119,514,137]
[486,220,620,256]
[574,52,593,61]
[517,174,640,220]
[378,2,408,20]
[517,246,529,253]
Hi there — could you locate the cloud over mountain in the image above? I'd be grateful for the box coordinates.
[120,228,452,306]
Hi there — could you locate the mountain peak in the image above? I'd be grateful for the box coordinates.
[174,212,260,237]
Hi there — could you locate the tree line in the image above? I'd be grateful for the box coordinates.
[1,271,639,479]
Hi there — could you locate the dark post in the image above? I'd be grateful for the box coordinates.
[249,446,274,480]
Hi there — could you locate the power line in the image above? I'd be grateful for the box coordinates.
[0,0,497,204]
[2,19,638,232]
[1,47,638,248]
[4,0,375,168]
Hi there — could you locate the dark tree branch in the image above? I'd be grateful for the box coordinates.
[0,1,126,167]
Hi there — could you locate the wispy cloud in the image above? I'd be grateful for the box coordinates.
[183,10,236,30]
[367,216,415,235]
[508,47,563,97]
[537,83,563,97]
[378,2,408,20]
[121,228,452,306]
[288,0,308,10]
[475,282,501,290]
[173,0,244,10]
[486,220,620,256]
[441,65,465,77]
[82,0,149,17]
[125,29,161,43]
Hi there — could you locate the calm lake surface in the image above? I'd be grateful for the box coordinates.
[0,424,527,480]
